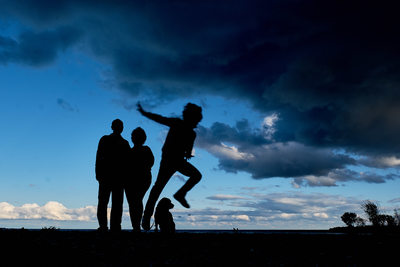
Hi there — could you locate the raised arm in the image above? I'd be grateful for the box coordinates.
[137,102,174,127]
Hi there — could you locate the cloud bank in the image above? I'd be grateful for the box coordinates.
[0,201,96,221]
[0,193,395,229]
[2,0,400,185]
[175,191,365,229]
[196,120,399,186]
[0,26,81,66]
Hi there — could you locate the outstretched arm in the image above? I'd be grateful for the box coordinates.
[137,102,173,127]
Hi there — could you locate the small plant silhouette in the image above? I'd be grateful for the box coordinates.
[41,226,60,231]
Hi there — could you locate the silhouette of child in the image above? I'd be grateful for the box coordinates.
[137,102,202,231]
[124,127,154,232]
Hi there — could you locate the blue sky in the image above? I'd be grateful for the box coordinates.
[1,1,400,229]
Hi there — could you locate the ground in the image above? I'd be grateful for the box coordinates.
[0,229,398,266]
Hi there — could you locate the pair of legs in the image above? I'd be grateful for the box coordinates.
[97,181,124,231]
[125,176,151,231]
[142,158,202,230]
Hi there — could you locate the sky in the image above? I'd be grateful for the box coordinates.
[1,0,400,230]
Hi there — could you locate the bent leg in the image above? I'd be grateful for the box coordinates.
[176,161,201,195]
[174,161,202,208]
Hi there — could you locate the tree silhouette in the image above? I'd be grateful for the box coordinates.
[341,212,357,227]
[362,201,381,227]
[361,201,396,227]
[341,212,365,227]
[394,209,400,226]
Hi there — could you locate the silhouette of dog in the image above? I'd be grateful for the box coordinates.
[154,198,175,233]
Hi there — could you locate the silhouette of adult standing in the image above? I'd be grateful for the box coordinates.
[124,127,154,232]
[137,102,203,231]
[95,119,130,232]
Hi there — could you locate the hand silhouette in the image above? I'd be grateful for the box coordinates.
[185,154,193,160]
[137,102,145,114]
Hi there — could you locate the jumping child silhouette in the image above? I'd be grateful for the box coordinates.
[137,102,202,231]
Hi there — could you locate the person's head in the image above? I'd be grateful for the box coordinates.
[182,103,202,128]
[111,119,123,134]
[131,127,146,146]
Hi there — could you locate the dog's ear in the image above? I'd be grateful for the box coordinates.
[164,198,169,207]
[159,198,167,209]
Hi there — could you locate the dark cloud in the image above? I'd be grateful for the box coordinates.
[173,174,187,183]
[196,120,399,187]
[2,0,400,184]
[196,122,355,183]
[57,98,79,112]
[197,120,271,148]
[0,26,81,66]
[2,0,399,154]
[196,121,400,186]
[292,169,398,187]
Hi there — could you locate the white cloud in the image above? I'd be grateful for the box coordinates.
[208,142,254,161]
[262,113,279,140]
[360,156,400,168]
[0,201,97,221]
[207,194,246,201]
[171,192,366,229]
[292,175,338,187]
[232,215,250,221]
[273,197,306,206]
[313,212,329,219]
[378,156,400,167]
[279,213,297,219]
[0,202,19,219]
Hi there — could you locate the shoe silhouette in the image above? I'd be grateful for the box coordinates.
[174,193,190,209]
[141,215,151,231]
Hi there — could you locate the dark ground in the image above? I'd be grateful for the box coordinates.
[0,229,398,266]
